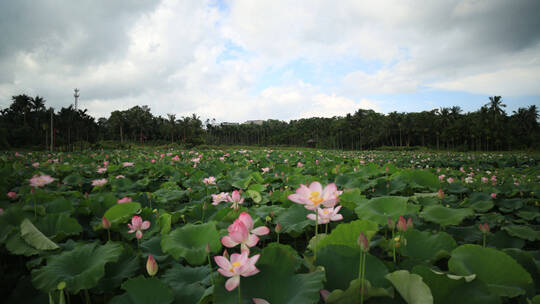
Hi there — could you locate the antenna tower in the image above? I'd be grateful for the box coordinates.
[74,88,80,110]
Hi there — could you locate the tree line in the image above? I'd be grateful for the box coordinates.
[1,94,538,151]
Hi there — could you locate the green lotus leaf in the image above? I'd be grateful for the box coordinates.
[468,200,494,213]
[316,219,379,251]
[315,244,390,291]
[420,205,474,227]
[496,198,523,212]
[6,232,40,256]
[487,230,525,249]
[140,235,168,262]
[103,202,141,225]
[395,169,441,191]
[20,218,59,250]
[355,196,411,226]
[338,188,367,210]
[121,276,173,304]
[214,243,325,304]
[162,264,210,304]
[32,242,123,293]
[153,188,186,204]
[161,222,221,265]
[274,204,313,236]
[159,212,172,235]
[385,270,434,304]
[88,193,118,217]
[412,265,501,304]
[248,183,266,193]
[502,225,540,241]
[326,278,393,304]
[43,196,74,214]
[502,248,539,291]
[448,244,533,298]
[246,189,262,203]
[401,229,457,262]
[35,213,83,242]
[94,249,140,293]
[446,183,469,194]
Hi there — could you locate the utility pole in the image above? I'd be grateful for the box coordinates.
[50,108,54,152]
[74,88,80,110]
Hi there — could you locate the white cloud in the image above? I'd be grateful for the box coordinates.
[429,66,540,96]
[0,0,538,121]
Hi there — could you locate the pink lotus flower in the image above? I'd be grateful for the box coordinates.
[261,167,270,173]
[32,162,40,168]
[146,254,158,276]
[7,192,18,199]
[123,162,134,167]
[127,216,150,239]
[97,167,107,173]
[438,174,445,181]
[203,176,216,185]
[172,155,180,161]
[446,177,454,184]
[481,177,488,184]
[29,174,55,188]
[307,206,343,224]
[212,192,231,205]
[92,178,108,187]
[288,182,341,210]
[215,250,260,291]
[221,212,269,251]
[491,193,497,199]
[297,162,304,167]
[117,196,132,204]
[115,175,125,179]
[227,190,244,210]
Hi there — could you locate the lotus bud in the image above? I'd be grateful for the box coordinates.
[479,222,490,234]
[146,254,158,276]
[397,216,408,232]
[437,189,444,200]
[275,222,282,233]
[357,233,369,252]
[387,217,395,230]
[101,216,111,229]
[490,193,497,199]
[407,218,414,230]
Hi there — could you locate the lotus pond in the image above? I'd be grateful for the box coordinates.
[0,149,539,304]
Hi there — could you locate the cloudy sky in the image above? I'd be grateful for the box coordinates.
[1,0,539,122]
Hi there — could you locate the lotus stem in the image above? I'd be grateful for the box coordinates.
[84,289,91,304]
[314,211,319,261]
[238,281,242,304]
[482,233,486,248]
[360,251,366,304]
[207,253,215,286]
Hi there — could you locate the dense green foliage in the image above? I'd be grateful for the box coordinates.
[1,95,538,151]
[0,149,538,303]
